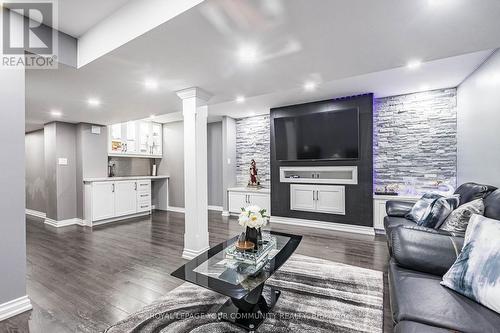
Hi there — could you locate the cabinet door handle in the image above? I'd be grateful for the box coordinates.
[112,184,115,193]
[313,191,316,201]
[311,173,315,179]
[316,190,319,201]
[134,182,137,191]
[317,173,320,179]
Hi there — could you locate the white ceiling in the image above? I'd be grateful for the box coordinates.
[57,0,132,37]
[26,0,500,131]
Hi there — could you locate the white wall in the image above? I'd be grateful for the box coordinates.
[207,122,223,206]
[159,121,224,209]
[0,64,27,305]
[26,130,47,212]
[457,50,500,187]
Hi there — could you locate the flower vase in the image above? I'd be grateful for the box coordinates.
[245,227,262,247]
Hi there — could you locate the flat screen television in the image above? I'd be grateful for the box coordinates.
[274,108,359,161]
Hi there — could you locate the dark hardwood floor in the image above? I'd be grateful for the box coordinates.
[0,211,392,333]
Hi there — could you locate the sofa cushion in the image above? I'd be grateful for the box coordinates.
[454,182,497,206]
[440,198,485,233]
[441,215,500,314]
[389,260,500,333]
[386,200,415,217]
[394,321,453,333]
[391,226,463,276]
[484,189,500,220]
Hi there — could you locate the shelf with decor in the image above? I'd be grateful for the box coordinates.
[108,120,162,158]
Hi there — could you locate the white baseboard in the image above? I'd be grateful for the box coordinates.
[167,206,223,213]
[270,216,375,236]
[0,295,32,321]
[221,210,230,217]
[44,218,85,228]
[25,209,46,219]
[182,246,210,260]
[167,206,185,213]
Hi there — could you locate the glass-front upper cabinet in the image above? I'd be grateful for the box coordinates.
[108,120,162,158]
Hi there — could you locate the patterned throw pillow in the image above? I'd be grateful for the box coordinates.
[418,197,455,229]
[406,193,443,223]
[440,199,485,233]
[406,193,457,228]
[441,215,500,314]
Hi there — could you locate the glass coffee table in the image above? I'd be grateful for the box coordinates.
[171,231,302,332]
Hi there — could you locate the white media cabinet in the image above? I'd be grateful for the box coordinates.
[373,194,419,233]
[227,187,271,215]
[282,166,356,215]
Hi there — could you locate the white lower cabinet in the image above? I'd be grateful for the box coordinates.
[86,179,152,225]
[92,182,115,221]
[290,184,345,215]
[228,188,271,214]
[114,181,138,217]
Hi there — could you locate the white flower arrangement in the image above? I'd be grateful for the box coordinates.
[238,205,269,229]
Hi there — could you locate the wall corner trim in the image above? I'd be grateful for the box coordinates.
[44,218,86,228]
[25,209,46,220]
[167,206,186,213]
[0,295,32,322]
[270,216,375,236]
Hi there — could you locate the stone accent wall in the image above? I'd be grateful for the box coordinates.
[236,115,271,186]
[235,89,457,193]
[374,88,457,193]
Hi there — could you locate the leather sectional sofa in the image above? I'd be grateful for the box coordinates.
[384,183,500,332]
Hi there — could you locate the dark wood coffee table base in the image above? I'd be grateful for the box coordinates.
[217,284,281,332]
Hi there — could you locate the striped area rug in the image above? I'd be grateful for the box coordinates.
[105,255,383,333]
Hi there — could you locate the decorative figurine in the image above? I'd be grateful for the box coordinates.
[247,159,261,188]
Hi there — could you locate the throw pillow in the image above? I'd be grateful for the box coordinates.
[440,199,485,233]
[406,193,443,223]
[441,215,500,313]
[417,196,455,229]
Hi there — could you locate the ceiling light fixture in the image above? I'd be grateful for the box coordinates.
[420,84,430,91]
[248,111,256,116]
[87,98,101,107]
[236,95,246,103]
[407,59,422,70]
[144,78,159,90]
[303,81,317,91]
[50,110,62,117]
[238,44,258,64]
[149,114,156,119]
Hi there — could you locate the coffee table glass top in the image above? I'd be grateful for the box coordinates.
[171,231,302,300]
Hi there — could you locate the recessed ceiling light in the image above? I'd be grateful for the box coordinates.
[303,81,317,91]
[144,78,159,90]
[50,110,62,117]
[149,114,156,119]
[428,0,450,5]
[407,60,422,70]
[248,111,256,116]
[87,98,101,107]
[420,84,430,91]
[236,95,246,103]
[238,44,258,64]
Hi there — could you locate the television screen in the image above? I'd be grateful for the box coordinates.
[274,108,359,161]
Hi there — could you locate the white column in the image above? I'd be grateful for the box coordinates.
[176,87,211,259]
